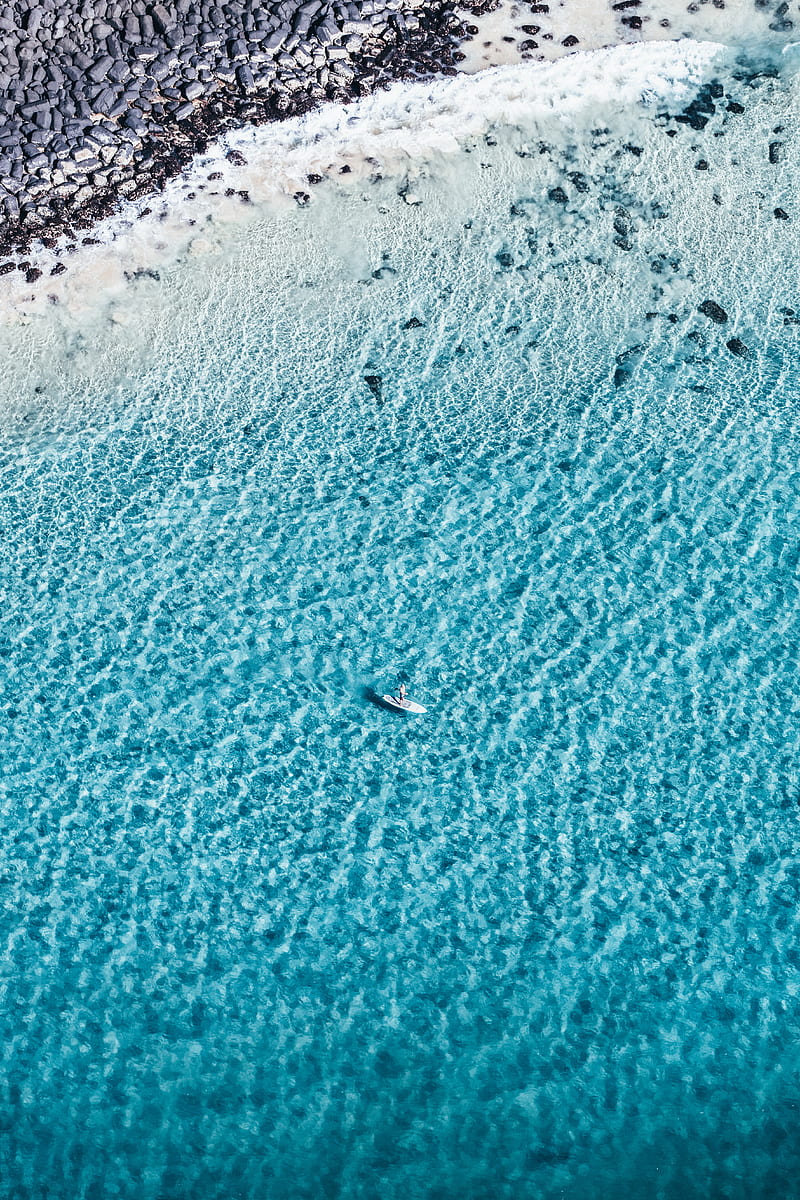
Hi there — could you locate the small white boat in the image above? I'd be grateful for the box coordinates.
[382,694,427,714]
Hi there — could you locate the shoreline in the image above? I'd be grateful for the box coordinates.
[0,0,473,266]
[0,37,736,329]
[0,0,794,307]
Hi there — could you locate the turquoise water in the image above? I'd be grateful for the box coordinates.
[2,47,800,1199]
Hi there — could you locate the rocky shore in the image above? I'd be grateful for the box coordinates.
[0,0,469,264]
[1,0,796,281]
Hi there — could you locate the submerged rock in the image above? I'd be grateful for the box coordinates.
[698,299,729,324]
[568,171,590,194]
[674,81,722,131]
[613,343,644,388]
[726,337,750,357]
[364,374,383,401]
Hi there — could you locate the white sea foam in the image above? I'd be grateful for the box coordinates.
[0,37,727,327]
[456,0,793,74]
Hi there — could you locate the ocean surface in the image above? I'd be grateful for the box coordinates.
[1,38,800,1200]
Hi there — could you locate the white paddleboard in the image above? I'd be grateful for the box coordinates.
[382,694,427,714]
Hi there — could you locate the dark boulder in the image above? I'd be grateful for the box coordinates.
[568,171,589,193]
[364,374,382,401]
[613,343,644,388]
[698,299,728,324]
[726,337,750,358]
[674,81,721,130]
[152,4,176,35]
[88,55,114,83]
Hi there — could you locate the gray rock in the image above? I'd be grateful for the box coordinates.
[152,4,176,34]
[109,60,131,83]
[122,108,147,133]
[88,54,115,82]
[237,63,255,90]
[85,124,116,146]
[294,11,314,35]
[20,100,51,120]
[149,57,174,80]
[316,19,340,44]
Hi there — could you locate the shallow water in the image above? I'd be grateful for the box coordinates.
[1,42,800,1200]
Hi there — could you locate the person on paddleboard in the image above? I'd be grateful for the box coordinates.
[395,683,408,706]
